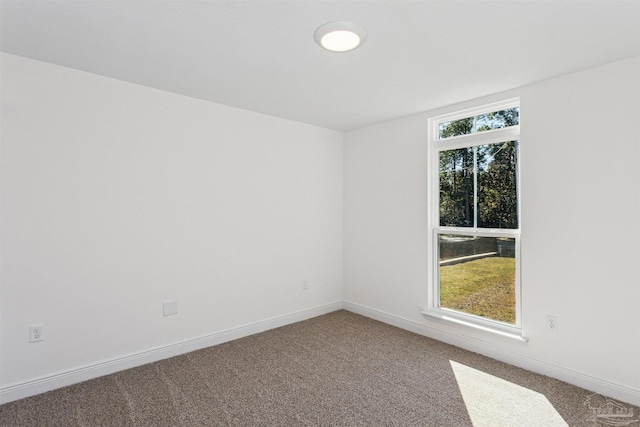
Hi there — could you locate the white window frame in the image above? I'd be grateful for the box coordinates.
[424,98,524,340]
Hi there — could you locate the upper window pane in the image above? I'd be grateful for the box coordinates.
[438,107,519,140]
[438,118,473,139]
[439,141,519,230]
[439,148,474,227]
[477,141,519,229]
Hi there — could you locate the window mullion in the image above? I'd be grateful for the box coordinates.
[434,227,519,238]
[437,125,520,150]
[473,146,478,229]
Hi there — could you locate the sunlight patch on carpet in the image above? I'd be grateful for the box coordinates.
[450,360,568,427]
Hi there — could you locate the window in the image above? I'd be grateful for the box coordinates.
[427,100,521,335]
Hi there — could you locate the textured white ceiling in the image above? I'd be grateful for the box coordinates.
[1,1,639,131]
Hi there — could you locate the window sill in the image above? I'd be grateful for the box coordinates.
[420,310,528,343]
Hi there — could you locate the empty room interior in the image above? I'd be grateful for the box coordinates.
[1,1,639,425]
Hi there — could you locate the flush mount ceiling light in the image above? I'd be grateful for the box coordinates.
[314,21,366,53]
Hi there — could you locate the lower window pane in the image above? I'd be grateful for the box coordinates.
[439,235,516,324]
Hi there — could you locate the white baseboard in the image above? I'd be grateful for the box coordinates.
[343,301,640,407]
[0,301,343,405]
[4,300,638,408]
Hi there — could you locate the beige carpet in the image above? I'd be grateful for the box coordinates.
[0,310,637,426]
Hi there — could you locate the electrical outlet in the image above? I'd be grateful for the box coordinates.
[303,280,308,290]
[163,301,178,316]
[545,315,558,332]
[30,324,44,342]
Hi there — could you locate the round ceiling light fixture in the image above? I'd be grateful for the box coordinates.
[314,21,366,53]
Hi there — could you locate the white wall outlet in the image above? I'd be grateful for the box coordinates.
[303,280,308,290]
[30,324,44,342]
[546,315,558,332]
[163,301,178,316]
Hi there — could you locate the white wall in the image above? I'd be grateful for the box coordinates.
[0,53,343,396]
[344,57,640,405]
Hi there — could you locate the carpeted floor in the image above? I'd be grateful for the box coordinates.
[0,310,636,426]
